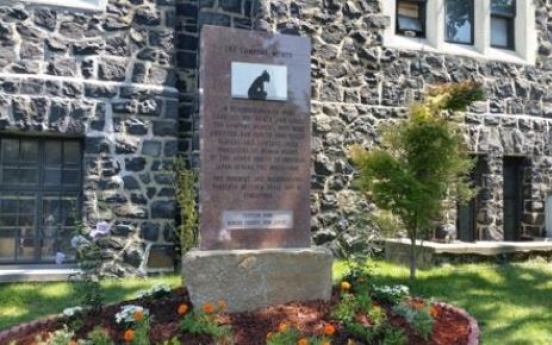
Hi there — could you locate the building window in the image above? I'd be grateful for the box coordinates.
[382,0,536,65]
[0,137,82,264]
[491,0,515,49]
[445,0,474,45]
[396,0,426,37]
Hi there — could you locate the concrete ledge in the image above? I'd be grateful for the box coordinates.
[385,239,552,268]
[182,247,333,313]
[0,264,80,283]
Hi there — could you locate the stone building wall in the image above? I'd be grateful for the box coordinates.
[182,0,552,243]
[0,0,179,274]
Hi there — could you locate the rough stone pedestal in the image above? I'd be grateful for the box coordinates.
[182,247,333,313]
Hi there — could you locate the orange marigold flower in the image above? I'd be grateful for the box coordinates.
[202,303,214,314]
[266,332,273,339]
[429,306,439,318]
[278,322,289,332]
[322,341,331,345]
[341,281,351,291]
[124,329,135,343]
[323,324,336,336]
[133,310,144,321]
[178,304,189,315]
[217,300,228,311]
[297,338,308,345]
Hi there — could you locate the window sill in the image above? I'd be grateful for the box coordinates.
[384,35,534,66]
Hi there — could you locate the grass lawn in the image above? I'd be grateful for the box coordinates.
[0,275,181,331]
[334,260,552,345]
[2,261,552,345]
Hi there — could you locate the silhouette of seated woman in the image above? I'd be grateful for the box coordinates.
[247,70,270,100]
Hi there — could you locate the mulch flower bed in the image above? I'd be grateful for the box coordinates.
[0,286,479,345]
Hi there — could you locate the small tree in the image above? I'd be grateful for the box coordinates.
[350,81,484,280]
[173,156,199,284]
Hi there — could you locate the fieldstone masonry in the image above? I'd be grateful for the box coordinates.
[179,0,552,244]
[0,0,179,274]
[3,0,552,273]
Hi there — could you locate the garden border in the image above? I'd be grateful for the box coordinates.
[0,299,480,345]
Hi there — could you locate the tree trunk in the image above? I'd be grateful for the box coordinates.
[409,235,417,281]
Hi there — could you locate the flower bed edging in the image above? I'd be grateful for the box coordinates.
[433,301,480,345]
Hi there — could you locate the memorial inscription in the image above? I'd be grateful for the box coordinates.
[200,26,311,250]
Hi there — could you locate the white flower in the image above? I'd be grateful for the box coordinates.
[90,221,112,239]
[63,306,83,317]
[136,284,171,299]
[115,305,149,324]
[55,252,66,265]
[71,235,90,249]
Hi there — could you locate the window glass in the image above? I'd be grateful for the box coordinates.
[20,140,38,163]
[491,0,515,16]
[396,1,426,37]
[398,2,422,31]
[491,17,509,47]
[491,0,515,49]
[63,142,81,164]
[45,141,62,165]
[0,138,82,263]
[1,139,18,164]
[445,0,474,44]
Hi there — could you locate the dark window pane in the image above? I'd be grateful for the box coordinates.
[0,198,18,214]
[61,198,76,226]
[19,199,35,214]
[62,169,80,185]
[1,139,18,163]
[491,0,515,16]
[491,17,510,47]
[20,140,38,163]
[63,142,81,164]
[0,215,17,226]
[45,141,62,165]
[2,168,19,184]
[44,168,62,185]
[0,228,17,236]
[445,0,473,44]
[19,168,38,184]
[19,215,35,227]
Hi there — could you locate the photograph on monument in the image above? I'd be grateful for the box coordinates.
[231,62,288,101]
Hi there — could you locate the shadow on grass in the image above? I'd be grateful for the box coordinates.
[367,261,552,345]
[0,274,181,331]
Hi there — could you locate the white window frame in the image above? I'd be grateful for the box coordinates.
[24,0,107,11]
[382,0,536,65]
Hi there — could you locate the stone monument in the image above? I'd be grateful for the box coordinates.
[182,25,333,313]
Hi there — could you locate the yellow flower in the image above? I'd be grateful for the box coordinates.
[178,304,189,315]
[341,281,351,291]
[278,322,289,332]
[298,338,308,345]
[217,300,228,311]
[323,323,336,336]
[202,303,214,314]
[133,310,144,321]
[124,329,135,343]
